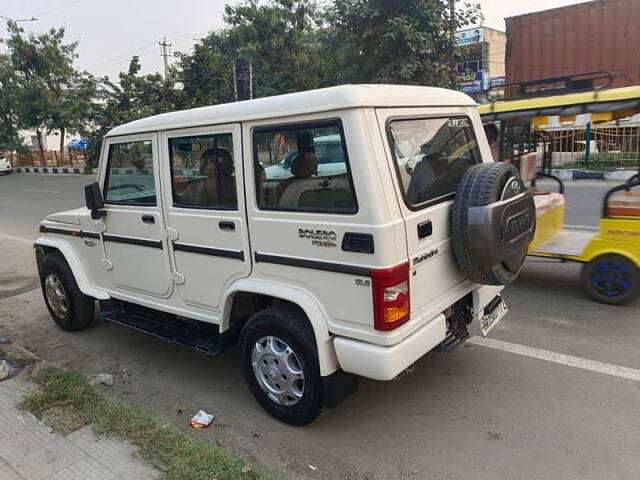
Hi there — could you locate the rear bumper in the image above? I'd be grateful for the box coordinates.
[333,284,504,381]
[334,313,447,381]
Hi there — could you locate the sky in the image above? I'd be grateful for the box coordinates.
[0,0,592,81]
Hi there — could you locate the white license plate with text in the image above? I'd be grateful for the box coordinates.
[480,298,508,337]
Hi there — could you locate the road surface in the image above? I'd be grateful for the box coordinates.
[1,173,638,480]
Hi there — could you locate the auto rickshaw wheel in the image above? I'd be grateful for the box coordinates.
[581,254,640,305]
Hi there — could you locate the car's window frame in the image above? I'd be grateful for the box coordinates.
[385,115,481,211]
[252,118,359,215]
[167,132,238,211]
[102,136,157,207]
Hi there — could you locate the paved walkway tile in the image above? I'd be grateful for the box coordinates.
[10,438,87,480]
[0,377,161,480]
[0,423,58,462]
[0,461,27,480]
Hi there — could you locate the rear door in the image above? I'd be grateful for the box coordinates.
[160,124,251,313]
[376,108,484,313]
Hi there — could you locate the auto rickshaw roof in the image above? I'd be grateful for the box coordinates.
[479,85,640,121]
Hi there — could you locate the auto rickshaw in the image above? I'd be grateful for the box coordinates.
[479,73,640,304]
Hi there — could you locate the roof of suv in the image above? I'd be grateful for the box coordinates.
[107,84,475,137]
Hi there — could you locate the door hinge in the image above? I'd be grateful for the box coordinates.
[165,228,179,241]
[173,272,185,285]
[101,258,113,271]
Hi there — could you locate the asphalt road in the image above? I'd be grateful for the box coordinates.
[1,173,639,480]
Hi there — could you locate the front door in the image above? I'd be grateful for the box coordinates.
[160,124,251,313]
[99,134,173,298]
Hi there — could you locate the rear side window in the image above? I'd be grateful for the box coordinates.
[253,121,357,214]
[168,133,237,210]
[389,117,481,209]
[104,140,156,205]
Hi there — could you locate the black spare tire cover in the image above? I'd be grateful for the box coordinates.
[451,162,535,285]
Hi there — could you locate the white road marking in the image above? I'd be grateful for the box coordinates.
[0,233,33,245]
[24,189,61,194]
[469,336,640,382]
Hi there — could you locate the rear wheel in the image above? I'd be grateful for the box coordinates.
[581,254,640,305]
[239,304,322,425]
[39,254,95,331]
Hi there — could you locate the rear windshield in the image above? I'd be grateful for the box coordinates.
[388,116,481,209]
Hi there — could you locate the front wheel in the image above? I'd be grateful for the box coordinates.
[581,254,640,305]
[39,253,95,331]
[239,304,322,425]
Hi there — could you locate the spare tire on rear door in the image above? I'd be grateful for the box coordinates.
[451,162,535,285]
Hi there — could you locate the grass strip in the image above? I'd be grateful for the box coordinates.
[22,366,273,480]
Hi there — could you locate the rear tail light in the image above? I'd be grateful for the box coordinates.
[371,262,410,331]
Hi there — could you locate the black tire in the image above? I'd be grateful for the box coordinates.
[452,162,532,285]
[39,253,95,331]
[239,304,322,425]
[581,254,640,305]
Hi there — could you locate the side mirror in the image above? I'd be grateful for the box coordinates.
[85,182,106,219]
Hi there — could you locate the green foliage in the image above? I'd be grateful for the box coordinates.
[176,32,236,106]
[223,0,323,97]
[556,153,640,172]
[0,54,23,150]
[323,0,480,86]
[1,21,97,156]
[24,366,274,480]
[2,0,483,166]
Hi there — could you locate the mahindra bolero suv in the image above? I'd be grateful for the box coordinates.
[35,85,534,425]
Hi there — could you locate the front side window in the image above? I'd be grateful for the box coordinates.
[389,117,481,208]
[254,121,357,214]
[104,140,156,205]
[168,133,237,209]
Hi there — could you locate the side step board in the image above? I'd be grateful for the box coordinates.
[99,300,227,356]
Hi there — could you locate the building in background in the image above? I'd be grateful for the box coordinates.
[456,26,506,103]
[505,0,640,92]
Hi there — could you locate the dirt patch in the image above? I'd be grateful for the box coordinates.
[0,273,40,299]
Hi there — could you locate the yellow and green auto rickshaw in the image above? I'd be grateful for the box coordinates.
[479,73,640,304]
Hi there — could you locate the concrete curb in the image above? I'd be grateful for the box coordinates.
[13,166,84,175]
[550,169,637,181]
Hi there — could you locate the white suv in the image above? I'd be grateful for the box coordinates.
[35,85,534,424]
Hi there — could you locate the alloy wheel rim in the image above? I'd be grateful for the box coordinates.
[251,336,305,406]
[45,273,68,318]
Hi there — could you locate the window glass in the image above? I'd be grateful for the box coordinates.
[169,133,237,209]
[104,140,156,205]
[254,122,356,213]
[389,117,481,208]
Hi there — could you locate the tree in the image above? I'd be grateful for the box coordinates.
[2,21,97,160]
[82,57,188,171]
[175,32,235,107]
[0,54,23,151]
[222,0,322,97]
[323,0,481,87]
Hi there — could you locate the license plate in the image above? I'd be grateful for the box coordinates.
[480,297,508,337]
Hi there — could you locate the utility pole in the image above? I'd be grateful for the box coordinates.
[248,60,253,100]
[448,0,457,90]
[233,62,238,102]
[159,37,172,79]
